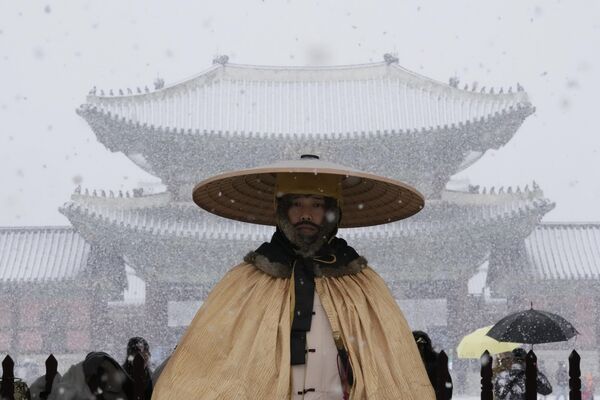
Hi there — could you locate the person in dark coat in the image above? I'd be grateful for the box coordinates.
[122,336,153,400]
[29,372,61,400]
[413,330,453,399]
[493,348,552,400]
[47,352,133,400]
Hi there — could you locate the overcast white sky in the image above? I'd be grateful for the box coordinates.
[1,0,599,226]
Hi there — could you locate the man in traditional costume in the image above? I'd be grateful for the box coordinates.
[153,155,435,399]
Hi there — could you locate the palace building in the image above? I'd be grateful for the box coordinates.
[2,56,597,378]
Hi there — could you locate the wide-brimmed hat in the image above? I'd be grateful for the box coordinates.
[192,155,424,228]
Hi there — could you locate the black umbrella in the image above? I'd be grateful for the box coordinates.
[486,308,579,344]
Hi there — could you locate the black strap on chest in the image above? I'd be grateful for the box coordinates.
[290,258,315,365]
[252,230,361,366]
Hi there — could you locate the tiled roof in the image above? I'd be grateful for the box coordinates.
[83,62,531,136]
[77,103,532,199]
[0,227,90,283]
[525,223,600,280]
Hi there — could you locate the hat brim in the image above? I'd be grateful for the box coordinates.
[192,162,424,228]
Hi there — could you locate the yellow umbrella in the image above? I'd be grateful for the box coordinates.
[457,326,521,359]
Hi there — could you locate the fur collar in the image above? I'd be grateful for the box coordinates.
[244,251,368,279]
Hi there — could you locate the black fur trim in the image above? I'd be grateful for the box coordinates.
[313,256,368,277]
[244,251,292,278]
[244,252,367,278]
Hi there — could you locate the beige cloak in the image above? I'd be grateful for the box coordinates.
[152,263,435,400]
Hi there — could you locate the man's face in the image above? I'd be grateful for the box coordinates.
[286,195,326,239]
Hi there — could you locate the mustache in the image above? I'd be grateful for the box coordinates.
[294,221,320,229]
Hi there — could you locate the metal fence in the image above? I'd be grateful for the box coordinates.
[0,353,149,400]
[0,349,585,400]
[433,349,583,400]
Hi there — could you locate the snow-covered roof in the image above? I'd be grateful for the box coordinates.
[83,61,531,137]
[0,227,90,283]
[61,186,553,242]
[525,223,600,280]
[77,99,532,199]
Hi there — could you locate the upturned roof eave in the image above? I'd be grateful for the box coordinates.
[67,184,550,208]
[59,190,552,243]
[77,100,532,139]
[76,103,532,191]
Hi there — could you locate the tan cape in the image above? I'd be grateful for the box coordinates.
[152,263,435,399]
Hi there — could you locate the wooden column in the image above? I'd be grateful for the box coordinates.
[445,278,470,394]
[145,282,170,351]
[86,246,126,351]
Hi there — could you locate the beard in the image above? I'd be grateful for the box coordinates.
[276,198,340,257]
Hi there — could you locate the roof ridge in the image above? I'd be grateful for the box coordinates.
[84,59,530,104]
[221,60,388,71]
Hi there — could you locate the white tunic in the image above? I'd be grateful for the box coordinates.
[291,291,344,400]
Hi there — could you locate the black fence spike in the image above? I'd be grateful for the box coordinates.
[1,355,15,400]
[480,350,493,400]
[132,353,147,400]
[569,350,582,400]
[435,350,451,400]
[40,354,58,399]
[525,350,537,400]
